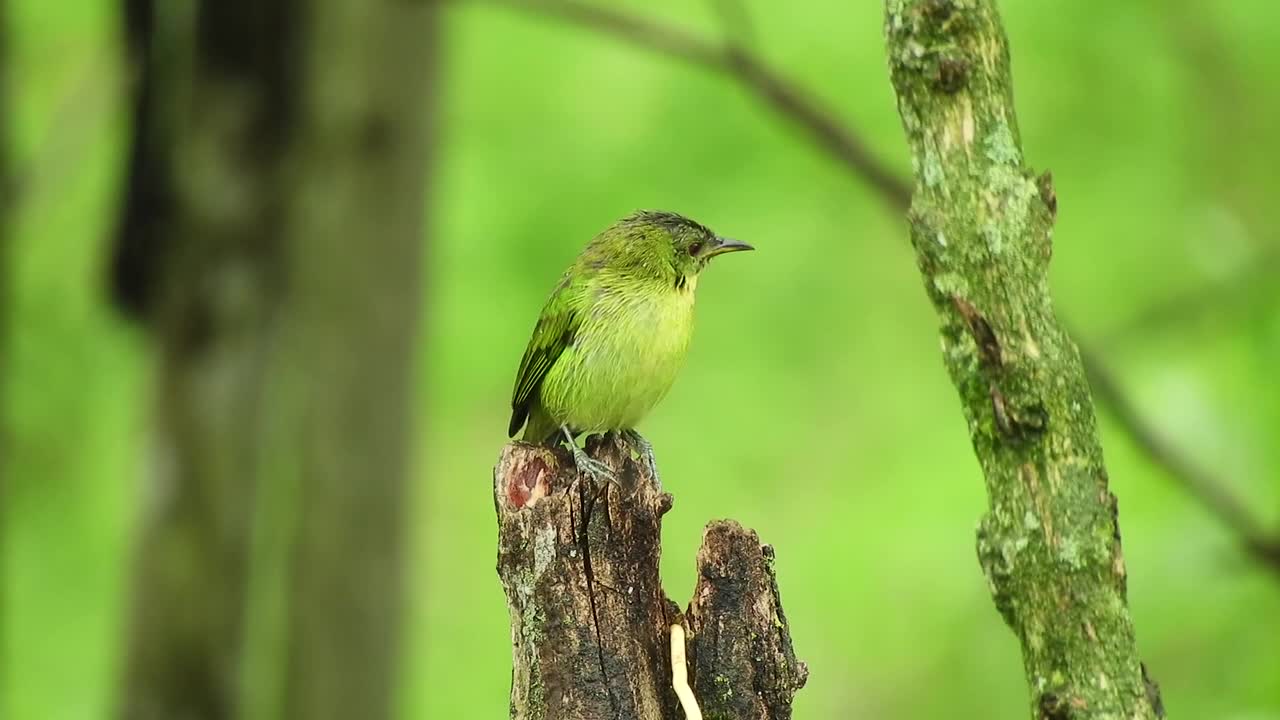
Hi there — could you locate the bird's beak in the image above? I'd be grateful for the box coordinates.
[706,237,754,258]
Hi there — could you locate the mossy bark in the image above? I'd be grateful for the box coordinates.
[113,2,437,718]
[883,1,1162,718]
[494,436,806,719]
[685,522,808,720]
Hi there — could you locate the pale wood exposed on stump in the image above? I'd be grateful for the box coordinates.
[495,435,806,720]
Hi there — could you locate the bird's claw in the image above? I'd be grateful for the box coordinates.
[622,429,662,490]
[570,445,620,488]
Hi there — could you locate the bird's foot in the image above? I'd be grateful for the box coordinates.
[622,429,662,490]
[559,425,620,489]
[569,442,619,488]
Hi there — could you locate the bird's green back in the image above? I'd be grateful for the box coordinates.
[507,271,584,438]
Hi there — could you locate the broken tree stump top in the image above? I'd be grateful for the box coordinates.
[494,435,806,720]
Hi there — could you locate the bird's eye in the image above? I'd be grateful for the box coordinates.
[688,241,703,256]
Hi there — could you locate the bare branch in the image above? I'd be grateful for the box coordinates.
[468,0,912,209]
[463,0,1280,577]
[1082,347,1280,575]
[496,0,723,66]
[707,0,757,50]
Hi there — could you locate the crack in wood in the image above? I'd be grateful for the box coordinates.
[577,480,621,719]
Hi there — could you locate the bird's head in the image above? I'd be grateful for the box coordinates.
[593,210,753,285]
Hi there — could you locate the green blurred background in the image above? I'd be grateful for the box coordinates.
[5,0,1279,718]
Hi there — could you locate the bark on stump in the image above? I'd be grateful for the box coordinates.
[495,435,807,720]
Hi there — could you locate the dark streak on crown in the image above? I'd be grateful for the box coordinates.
[625,210,716,239]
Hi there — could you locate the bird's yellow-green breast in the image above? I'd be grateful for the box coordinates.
[508,211,752,443]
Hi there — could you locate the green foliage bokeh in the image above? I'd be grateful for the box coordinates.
[4,1,1279,718]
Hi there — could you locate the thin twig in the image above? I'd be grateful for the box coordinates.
[1083,351,1280,574]
[707,0,757,50]
[465,0,913,210]
[463,0,1280,576]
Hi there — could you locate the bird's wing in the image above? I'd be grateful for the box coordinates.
[508,276,582,438]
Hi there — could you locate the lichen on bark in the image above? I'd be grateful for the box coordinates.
[883,1,1163,718]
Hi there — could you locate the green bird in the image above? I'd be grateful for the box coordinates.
[508,210,753,482]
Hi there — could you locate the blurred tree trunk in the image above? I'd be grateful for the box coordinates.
[883,1,1163,718]
[112,2,437,719]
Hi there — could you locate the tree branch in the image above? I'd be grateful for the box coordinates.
[466,0,912,209]
[884,1,1161,716]
[706,0,757,51]
[463,0,1280,579]
[1083,350,1280,572]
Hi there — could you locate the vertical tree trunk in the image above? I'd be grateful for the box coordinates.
[882,1,1163,718]
[112,2,437,718]
[494,435,807,720]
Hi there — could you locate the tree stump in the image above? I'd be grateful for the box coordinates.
[494,434,807,720]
